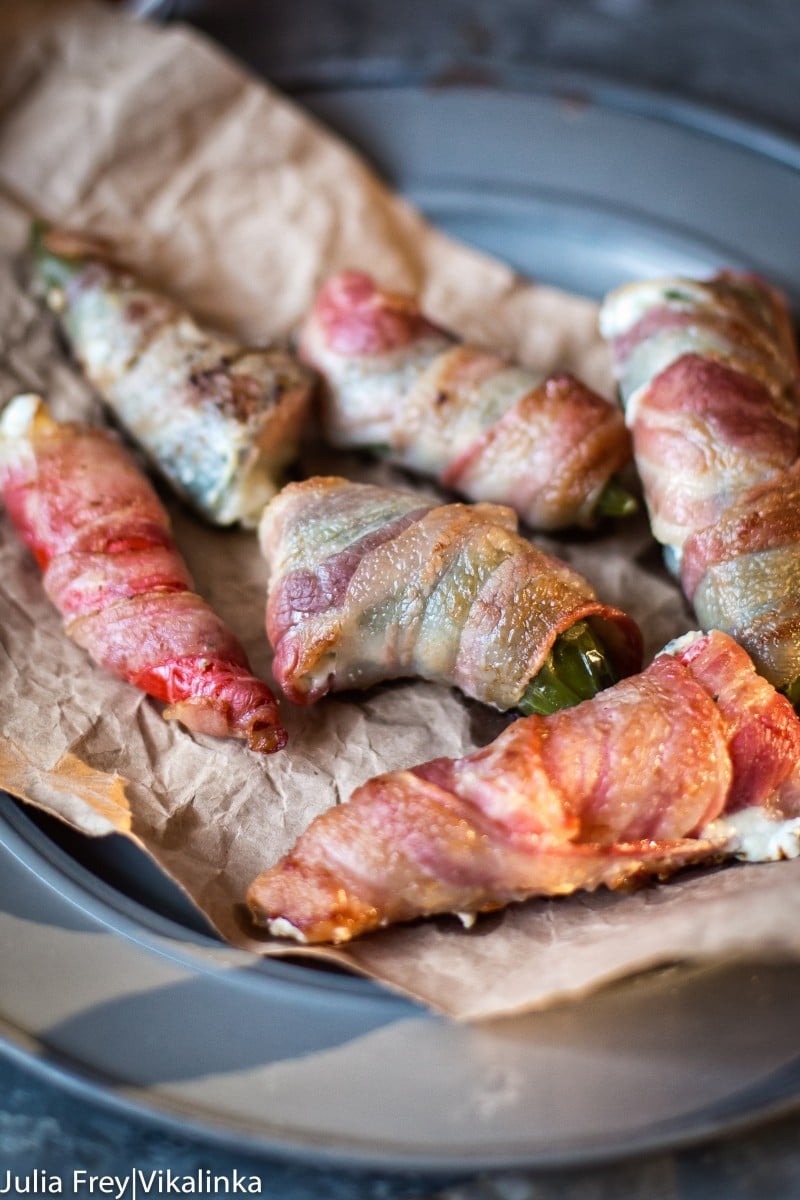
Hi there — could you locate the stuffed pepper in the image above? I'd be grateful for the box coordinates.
[261,475,642,715]
[248,630,800,943]
[300,270,636,531]
[33,226,315,527]
[600,271,800,697]
[0,394,287,752]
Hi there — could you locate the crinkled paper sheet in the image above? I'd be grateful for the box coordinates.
[0,0,798,1021]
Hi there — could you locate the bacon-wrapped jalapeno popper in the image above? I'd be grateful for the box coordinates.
[299,271,636,531]
[248,630,800,943]
[261,476,642,714]
[0,394,287,753]
[600,272,800,697]
[33,227,315,527]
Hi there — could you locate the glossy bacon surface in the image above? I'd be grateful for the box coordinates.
[300,271,632,530]
[247,631,800,943]
[681,461,800,689]
[260,476,641,711]
[600,272,800,689]
[34,228,315,527]
[600,272,800,561]
[0,395,287,752]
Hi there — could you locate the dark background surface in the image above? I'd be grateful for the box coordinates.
[4,2,800,1197]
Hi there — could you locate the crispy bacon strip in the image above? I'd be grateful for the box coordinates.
[247,631,800,943]
[300,271,633,530]
[600,272,800,690]
[260,476,641,711]
[0,394,287,753]
[600,272,800,561]
[680,462,800,692]
[34,227,315,527]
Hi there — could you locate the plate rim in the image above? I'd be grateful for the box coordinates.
[3,1026,800,1176]
[246,58,800,171]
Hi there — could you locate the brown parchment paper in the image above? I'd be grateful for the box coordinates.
[1,0,799,1022]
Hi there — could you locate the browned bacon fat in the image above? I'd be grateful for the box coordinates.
[300,271,635,530]
[600,272,800,695]
[0,395,287,752]
[260,476,641,714]
[248,631,800,943]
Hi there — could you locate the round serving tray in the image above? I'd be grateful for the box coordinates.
[3,77,800,1173]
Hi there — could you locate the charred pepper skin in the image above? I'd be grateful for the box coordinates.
[32,225,315,528]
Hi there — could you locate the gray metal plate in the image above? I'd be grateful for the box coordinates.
[3,81,800,1173]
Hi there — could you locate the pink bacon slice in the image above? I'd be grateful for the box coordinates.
[599,271,800,694]
[0,394,287,753]
[679,460,800,693]
[247,630,800,943]
[259,476,642,713]
[299,271,634,531]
